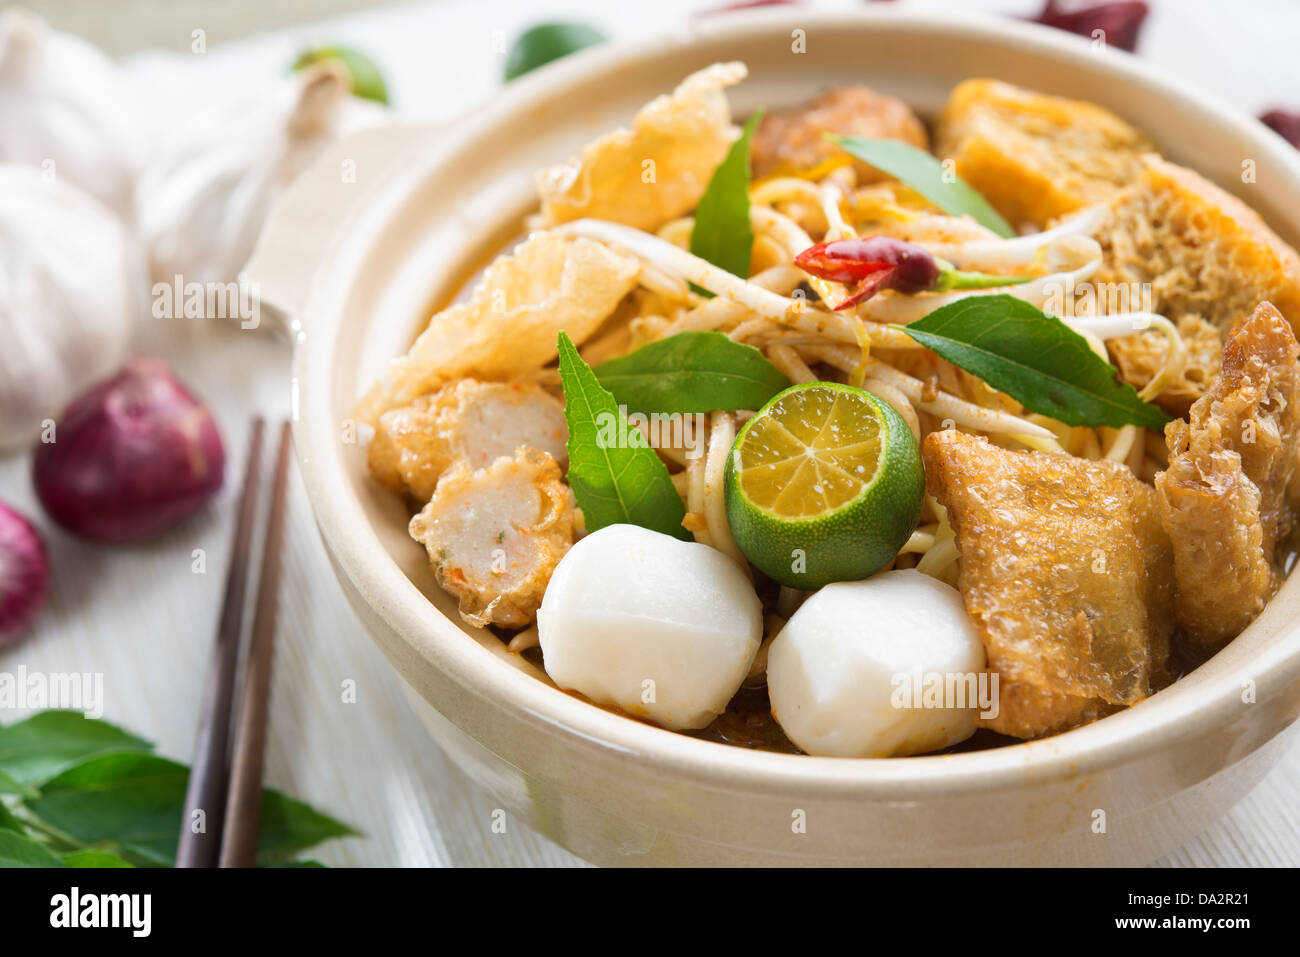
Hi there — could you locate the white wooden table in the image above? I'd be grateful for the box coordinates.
[4,0,1299,866]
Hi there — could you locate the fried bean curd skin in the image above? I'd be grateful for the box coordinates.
[367,379,568,504]
[1156,302,1300,652]
[935,79,1154,228]
[750,84,928,181]
[409,448,575,629]
[923,430,1174,739]
[537,62,746,232]
[356,234,639,421]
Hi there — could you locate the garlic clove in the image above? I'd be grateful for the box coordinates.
[0,165,146,451]
[0,9,144,216]
[135,60,389,296]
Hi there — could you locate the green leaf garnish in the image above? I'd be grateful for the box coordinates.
[0,797,23,833]
[60,849,134,868]
[0,711,150,789]
[689,110,764,295]
[0,827,66,867]
[899,295,1170,430]
[558,332,690,540]
[594,332,790,413]
[0,712,354,867]
[831,136,1015,238]
[27,751,356,867]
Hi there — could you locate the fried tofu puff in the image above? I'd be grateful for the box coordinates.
[409,448,575,629]
[750,84,928,181]
[1096,156,1300,410]
[367,379,568,504]
[923,430,1175,740]
[935,79,1154,228]
[1156,302,1300,652]
[1109,313,1224,419]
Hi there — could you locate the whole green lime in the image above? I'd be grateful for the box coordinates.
[293,46,389,104]
[724,382,924,589]
[505,23,606,82]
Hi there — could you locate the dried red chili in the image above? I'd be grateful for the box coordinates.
[794,237,940,309]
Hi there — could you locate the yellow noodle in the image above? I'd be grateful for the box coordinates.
[861,376,921,443]
[768,344,818,384]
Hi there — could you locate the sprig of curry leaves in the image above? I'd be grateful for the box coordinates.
[830,136,1016,238]
[0,711,354,867]
[899,294,1170,430]
[557,331,690,540]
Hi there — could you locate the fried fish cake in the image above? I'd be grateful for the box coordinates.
[1156,302,1300,651]
[409,448,575,629]
[367,379,568,504]
[923,430,1174,739]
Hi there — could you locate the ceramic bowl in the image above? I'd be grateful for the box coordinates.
[248,7,1300,865]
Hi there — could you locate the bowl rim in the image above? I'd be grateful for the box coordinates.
[291,5,1300,800]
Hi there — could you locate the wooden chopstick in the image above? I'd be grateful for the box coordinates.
[177,418,265,869]
[219,421,294,868]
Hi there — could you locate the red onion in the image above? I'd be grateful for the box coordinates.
[0,502,49,646]
[32,358,225,544]
[1029,1,1149,53]
[1261,110,1300,149]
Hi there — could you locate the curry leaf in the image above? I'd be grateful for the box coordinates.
[0,769,31,798]
[831,136,1015,238]
[900,295,1169,430]
[558,332,690,540]
[0,798,22,832]
[0,828,65,867]
[25,751,356,867]
[0,711,152,788]
[690,110,764,292]
[60,849,134,868]
[255,790,357,866]
[594,332,790,413]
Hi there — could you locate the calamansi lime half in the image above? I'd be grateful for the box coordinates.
[724,382,924,589]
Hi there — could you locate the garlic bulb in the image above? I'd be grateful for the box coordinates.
[136,61,387,291]
[0,166,145,450]
[0,9,143,216]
